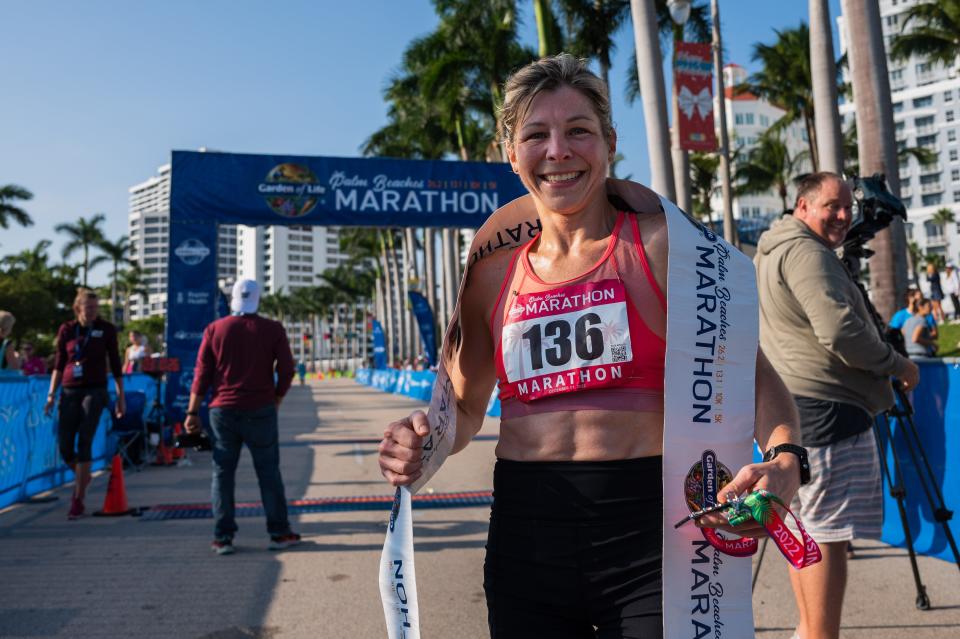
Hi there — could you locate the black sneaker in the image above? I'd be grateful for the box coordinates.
[268,532,301,550]
[211,537,235,555]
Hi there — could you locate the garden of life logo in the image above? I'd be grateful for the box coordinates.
[259,163,325,218]
[684,450,733,513]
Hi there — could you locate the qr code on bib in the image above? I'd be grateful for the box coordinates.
[611,343,628,362]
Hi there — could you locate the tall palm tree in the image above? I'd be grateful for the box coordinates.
[907,240,924,288]
[842,0,905,321]
[0,184,34,229]
[97,235,132,324]
[890,0,960,67]
[55,213,107,287]
[734,130,804,212]
[738,23,827,171]
[932,207,956,238]
[689,151,720,228]
[555,0,631,91]
[533,0,565,55]
[809,0,844,173]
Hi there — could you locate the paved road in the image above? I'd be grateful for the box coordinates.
[0,378,957,638]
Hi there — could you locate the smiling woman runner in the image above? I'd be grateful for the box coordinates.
[378,54,804,638]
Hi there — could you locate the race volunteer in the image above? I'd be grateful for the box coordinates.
[45,289,125,520]
[378,54,803,637]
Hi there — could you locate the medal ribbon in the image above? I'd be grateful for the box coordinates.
[702,489,822,569]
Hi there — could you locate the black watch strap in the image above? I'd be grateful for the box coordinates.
[186,411,199,417]
[763,443,811,485]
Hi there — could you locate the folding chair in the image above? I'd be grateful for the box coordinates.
[108,391,147,470]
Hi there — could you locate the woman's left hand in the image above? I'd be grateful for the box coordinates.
[695,455,802,539]
[115,394,125,419]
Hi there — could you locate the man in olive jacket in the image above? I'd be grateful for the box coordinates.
[755,172,919,639]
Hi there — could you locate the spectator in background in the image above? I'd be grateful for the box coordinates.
[184,278,298,555]
[19,341,47,375]
[889,288,937,335]
[902,298,938,357]
[926,262,945,323]
[123,330,151,373]
[297,360,306,386]
[942,263,960,322]
[44,289,125,520]
[0,311,21,372]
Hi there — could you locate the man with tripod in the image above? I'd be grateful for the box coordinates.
[755,172,919,639]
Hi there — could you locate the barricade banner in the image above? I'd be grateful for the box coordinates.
[0,373,162,508]
[408,292,437,367]
[372,320,387,369]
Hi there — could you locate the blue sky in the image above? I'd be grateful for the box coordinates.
[0,0,842,285]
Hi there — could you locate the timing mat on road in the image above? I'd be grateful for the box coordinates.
[138,489,494,521]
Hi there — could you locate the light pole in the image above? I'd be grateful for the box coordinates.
[668,0,692,212]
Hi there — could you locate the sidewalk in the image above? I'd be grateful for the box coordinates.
[0,379,957,638]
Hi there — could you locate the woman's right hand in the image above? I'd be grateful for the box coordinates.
[378,410,431,486]
[43,395,55,417]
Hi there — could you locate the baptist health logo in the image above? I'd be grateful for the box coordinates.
[174,239,211,266]
[259,163,325,218]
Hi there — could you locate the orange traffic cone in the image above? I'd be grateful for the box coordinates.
[94,455,135,516]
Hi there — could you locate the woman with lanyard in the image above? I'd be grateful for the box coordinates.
[45,289,125,520]
[0,311,21,373]
[378,54,806,636]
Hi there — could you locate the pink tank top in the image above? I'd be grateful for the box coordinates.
[490,212,666,420]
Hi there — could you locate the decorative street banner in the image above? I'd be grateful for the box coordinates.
[674,42,717,152]
[408,291,437,367]
[166,150,524,419]
[372,320,387,369]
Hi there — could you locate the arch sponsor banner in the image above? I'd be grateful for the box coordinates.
[170,150,527,228]
[675,42,717,152]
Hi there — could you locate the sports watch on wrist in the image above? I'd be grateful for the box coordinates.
[763,443,811,485]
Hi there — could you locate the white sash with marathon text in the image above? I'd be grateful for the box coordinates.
[380,189,757,638]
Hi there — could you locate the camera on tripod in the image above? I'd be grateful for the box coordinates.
[842,173,908,259]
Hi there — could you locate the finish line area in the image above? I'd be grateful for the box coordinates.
[1,377,957,638]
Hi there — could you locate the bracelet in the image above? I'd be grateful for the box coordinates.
[186,411,199,417]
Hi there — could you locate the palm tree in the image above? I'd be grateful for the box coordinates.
[555,0,631,91]
[533,0,565,55]
[55,213,108,287]
[0,184,34,229]
[737,23,845,172]
[1,239,51,274]
[734,130,804,212]
[689,151,720,228]
[117,265,149,324]
[98,235,132,325]
[890,0,960,67]
[932,207,956,241]
[907,240,924,288]
[809,0,844,172]
[844,0,907,321]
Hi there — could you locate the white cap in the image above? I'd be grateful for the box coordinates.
[230,279,260,314]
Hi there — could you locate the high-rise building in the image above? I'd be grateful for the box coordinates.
[838,0,960,264]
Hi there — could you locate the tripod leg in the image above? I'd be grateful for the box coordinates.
[894,387,960,570]
[751,537,768,593]
[875,415,931,610]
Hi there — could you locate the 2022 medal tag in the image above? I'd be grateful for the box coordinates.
[501,279,633,401]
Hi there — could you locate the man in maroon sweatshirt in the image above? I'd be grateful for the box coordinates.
[184,279,298,555]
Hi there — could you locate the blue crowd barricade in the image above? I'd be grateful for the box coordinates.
[356,363,960,563]
[0,373,164,509]
[356,368,502,417]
